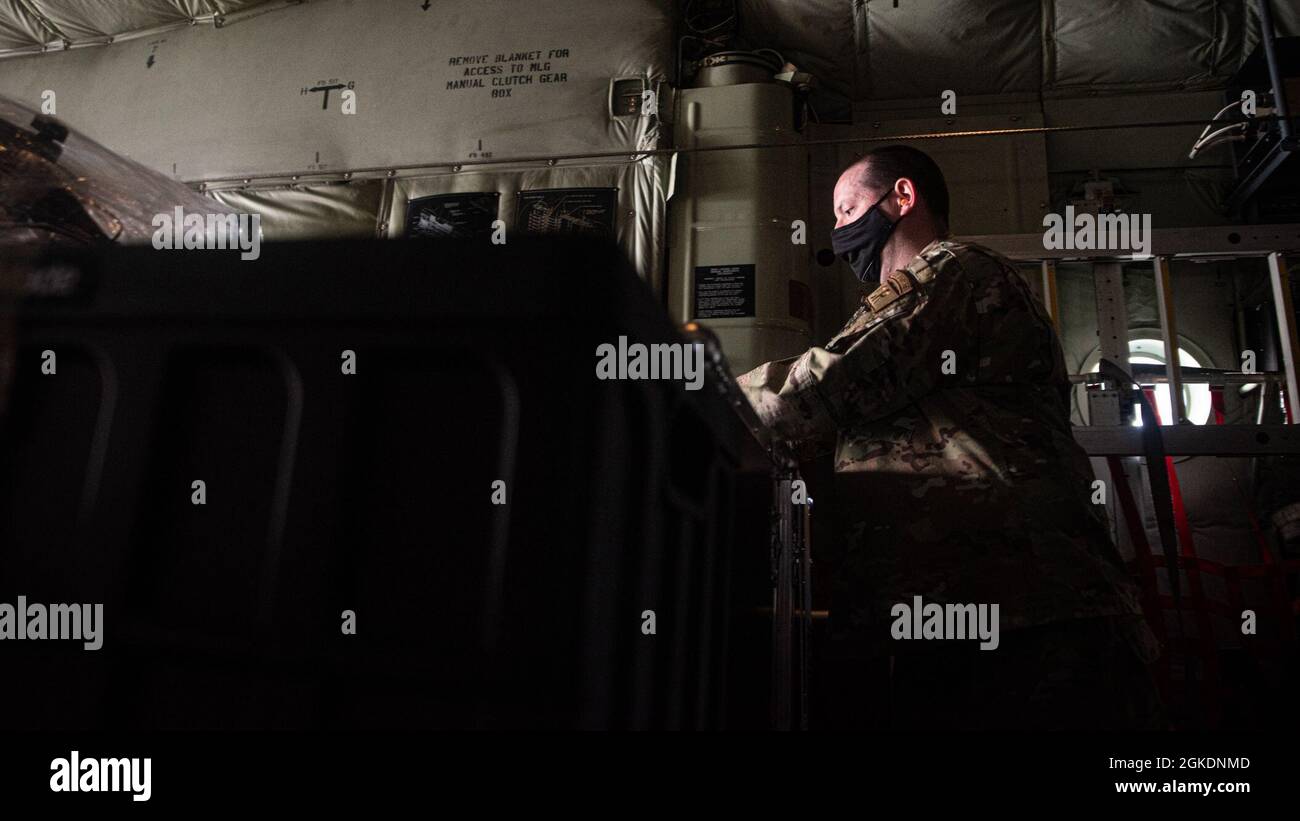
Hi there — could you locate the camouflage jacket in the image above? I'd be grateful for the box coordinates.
[739,239,1146,640]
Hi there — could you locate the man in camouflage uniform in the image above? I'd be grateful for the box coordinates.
[739,145,1164,730]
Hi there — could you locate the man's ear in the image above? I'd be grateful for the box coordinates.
[895,177,917,217]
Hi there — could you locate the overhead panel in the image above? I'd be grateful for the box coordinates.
[1050,0,1220,91]
[863,0,1041,100]
[0,1,269,52]
[737,0,856,117]
[729,0,1300,110]
[1243,0,1300,61]
[26,1,191,41]
[0,1,53,50]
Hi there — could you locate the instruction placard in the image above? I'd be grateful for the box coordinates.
[405,193,500,239]
[516,188,617,238]
[694,264,756,319]
[445,48,572,100]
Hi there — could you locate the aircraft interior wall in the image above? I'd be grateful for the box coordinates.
[0,0,673,281]
[1,1,1285,304]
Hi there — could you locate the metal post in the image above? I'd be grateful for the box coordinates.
[771,472,793,730]
[1040,260,1061,330]
[1268,252,1300,423]
[1153,256,1187,424]
[1094,262,1129,370]
[799,499,813,732]
[1258,0,1292,141]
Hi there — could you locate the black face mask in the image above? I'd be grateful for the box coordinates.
[830,190,902,284]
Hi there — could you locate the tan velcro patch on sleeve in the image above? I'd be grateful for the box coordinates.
[864,269,916,312]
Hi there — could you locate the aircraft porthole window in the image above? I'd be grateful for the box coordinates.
[1077,335,1214,426]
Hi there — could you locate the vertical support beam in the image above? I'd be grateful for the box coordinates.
[798,500,812,732]
[1258,0,1293,141]
[1092,262,1131,584]
[1040,260,1061,330]
[374,176,396,238]
[771,473,793,730]
[1268,252,1300,423]
[1153,256,1186,424]
[1093,262,1129,371]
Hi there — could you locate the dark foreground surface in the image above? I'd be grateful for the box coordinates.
[0,238,774,732]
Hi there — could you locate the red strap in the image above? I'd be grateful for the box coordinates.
[1210,385,1226,425]
[1107,456,1158,586]
[1106,455,1170,698]
[1143,388,1197,557]
[1229,486,1299,643]
[1142,387,1220,724]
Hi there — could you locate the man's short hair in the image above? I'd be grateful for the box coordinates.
[856,145,950,231]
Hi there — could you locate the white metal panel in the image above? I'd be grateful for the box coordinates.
[1152,256,1187,423]
[0,0,671,181]
[1268,252,1300,424]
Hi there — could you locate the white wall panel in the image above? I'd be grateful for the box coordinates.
[0,0,671,181]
